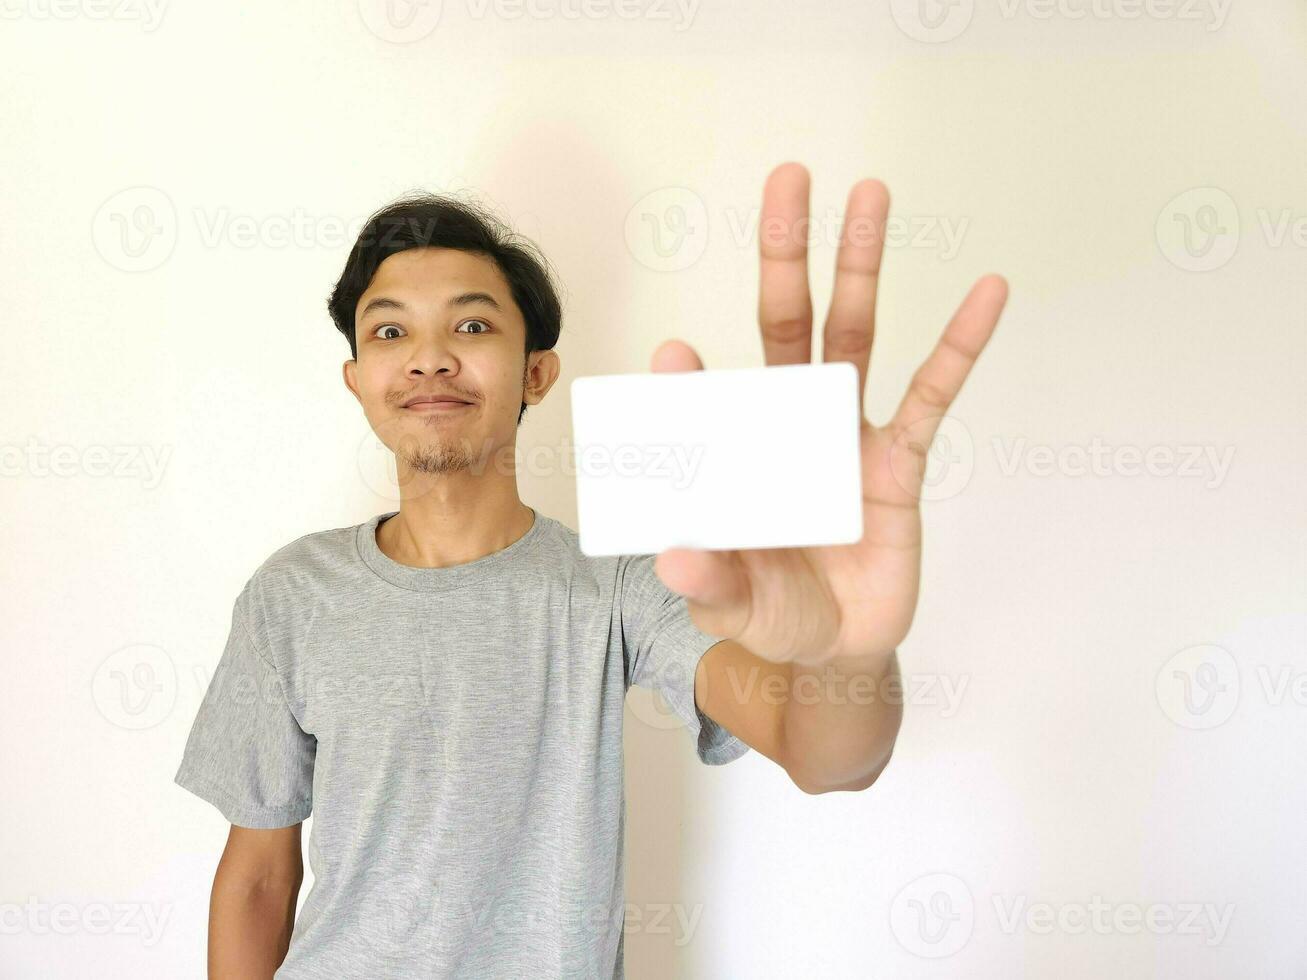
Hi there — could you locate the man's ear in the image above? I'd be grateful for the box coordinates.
[342,359,362,406]
[523,349,561,406]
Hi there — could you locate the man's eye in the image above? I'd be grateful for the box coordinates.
[456,319,491,334]
[373,324,403,340]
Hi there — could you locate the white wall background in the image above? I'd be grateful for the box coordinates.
[2,1,1304,977]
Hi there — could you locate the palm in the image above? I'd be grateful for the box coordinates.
[651,163,1009,666]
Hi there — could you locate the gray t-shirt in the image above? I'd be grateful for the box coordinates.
[173,506,749,978]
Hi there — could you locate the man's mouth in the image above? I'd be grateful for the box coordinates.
[401,391,474,411]
[404,399,473,413]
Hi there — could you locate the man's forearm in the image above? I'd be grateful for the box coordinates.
[209,872,301,978]
[781,649,902,792]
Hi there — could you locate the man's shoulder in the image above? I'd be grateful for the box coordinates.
[544,519,683,612]
[534,514,637,579]
[233,518,364,614]
[256,520,360,580]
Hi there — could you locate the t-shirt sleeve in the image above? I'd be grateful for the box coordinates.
[173,587,316,828]
[618,553,750,766]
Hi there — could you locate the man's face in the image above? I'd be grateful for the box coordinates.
[343,247,546,475]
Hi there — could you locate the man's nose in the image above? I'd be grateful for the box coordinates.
[404,334,459,375]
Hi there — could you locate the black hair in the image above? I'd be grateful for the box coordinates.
[328,191,562,425]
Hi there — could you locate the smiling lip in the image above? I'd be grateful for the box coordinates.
[404,399,472,413]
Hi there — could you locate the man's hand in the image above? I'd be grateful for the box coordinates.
[650,162,1009,670]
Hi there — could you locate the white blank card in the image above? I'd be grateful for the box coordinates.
[570,361,864,556]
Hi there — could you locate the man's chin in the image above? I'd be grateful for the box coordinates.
[397,449,477,475]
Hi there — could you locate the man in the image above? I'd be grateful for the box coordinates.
[174,162,1009,978]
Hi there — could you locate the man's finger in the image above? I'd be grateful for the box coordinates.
[888,274,1009,442]
[758,162,814,367]
[822,179,890,420]
[651,338,704,373]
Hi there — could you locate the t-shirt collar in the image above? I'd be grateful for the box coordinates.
[355,507,546,592]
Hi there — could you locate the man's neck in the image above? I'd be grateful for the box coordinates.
[376,482,535,570]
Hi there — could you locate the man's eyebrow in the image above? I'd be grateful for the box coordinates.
[358,292,504,319]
